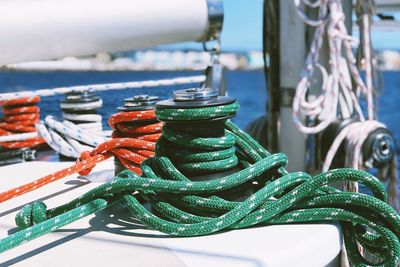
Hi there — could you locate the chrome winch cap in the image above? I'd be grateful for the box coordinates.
[157,88,234,108]
[62,90,99,104]
[173,88,219,101]
[60,90,102,113]
[117,94,159,111]
[156,88,235,123]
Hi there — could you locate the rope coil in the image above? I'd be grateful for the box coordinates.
[0,99,399,266]
[110,95,163,175]
[37,91,108,158]
[0,98,162,204]
[61,91,103,133]
[0,96,45,150]
[293,0,368,134]
[36,115,108,158]
[109,109,162,175]
[293,0,398,213]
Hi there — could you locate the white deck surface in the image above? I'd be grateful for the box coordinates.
[0,161,342,267]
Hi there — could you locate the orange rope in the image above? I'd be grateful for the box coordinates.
[0,109,162,203]
[0,96,46,149]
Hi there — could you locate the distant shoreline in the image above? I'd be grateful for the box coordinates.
[2,49,400,72]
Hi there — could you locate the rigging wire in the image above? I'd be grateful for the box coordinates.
[0,75,206,101]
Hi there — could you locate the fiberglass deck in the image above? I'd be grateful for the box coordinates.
[0,161,342,267]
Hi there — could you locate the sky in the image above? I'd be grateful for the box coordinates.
[220,0,264,51]
[163,0,400,51]
[161,0,264,51]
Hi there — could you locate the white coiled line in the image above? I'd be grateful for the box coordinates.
[293,0,398,212]
[61,98,104,133]
[36,116,110,158]
[293,0,369,135]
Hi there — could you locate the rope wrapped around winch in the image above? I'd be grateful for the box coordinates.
[0,96,46,149]
[0,104,161,203]
[0,100,399,266]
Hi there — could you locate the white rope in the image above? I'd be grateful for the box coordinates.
[36,122,77,158]
[60,91,104,133]
[322,120,384,170]
[356,0,376,119]
[60,99,103,110]
[362,14,374,120]
[62,113,102,122]
[294,0,398,210]
[37,115,110,158]
[46,116,107,146]
[0,75,206,101]
[293,0,369,134]
[0,132,38,142]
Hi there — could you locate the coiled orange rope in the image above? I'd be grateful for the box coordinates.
[109,110,163,173]
[0,96,46,149]
[0,109,162,203]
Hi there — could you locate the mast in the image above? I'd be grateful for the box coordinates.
[278,1,307,171]
[264,0,280,154]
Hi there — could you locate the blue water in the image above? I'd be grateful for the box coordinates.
[0,70,268,129]
[0,70,398,174]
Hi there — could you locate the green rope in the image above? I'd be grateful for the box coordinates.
[0,101,399,266]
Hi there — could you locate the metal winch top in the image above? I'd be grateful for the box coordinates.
[156,88,235,123]
[117,95,159,112]
[173,88,219,101]
[158,88,233,107]
[60,90,102,113]
[60,90,103,133]
[62,91,99,104]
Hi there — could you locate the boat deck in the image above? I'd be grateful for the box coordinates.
[0,161,342,266]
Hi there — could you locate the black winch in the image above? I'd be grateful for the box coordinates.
[321,118,396,169]
[156,88,254,201]
[362,127,396,168]
[0,147,36,167]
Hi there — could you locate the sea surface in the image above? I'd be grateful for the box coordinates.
[0,70,269,129]
[0,70,398,176]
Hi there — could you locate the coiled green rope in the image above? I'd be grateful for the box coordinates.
[0,101,399,266]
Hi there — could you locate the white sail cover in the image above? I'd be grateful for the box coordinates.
[0,0,219,64]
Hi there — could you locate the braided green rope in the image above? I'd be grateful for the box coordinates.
[0,101,399,266]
